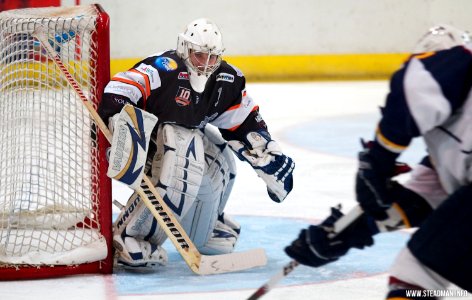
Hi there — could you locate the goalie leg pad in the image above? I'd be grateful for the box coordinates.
[181,127,239,255]
[113,124,208,266]
[122,124,206,246]
[113,192,168,267]
[149,124,206,218]
[201,126,237,214]
[114,125,204,256]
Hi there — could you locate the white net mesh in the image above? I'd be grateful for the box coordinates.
[0,5,108,266]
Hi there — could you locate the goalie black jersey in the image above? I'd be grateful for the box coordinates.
[100,50,259,134]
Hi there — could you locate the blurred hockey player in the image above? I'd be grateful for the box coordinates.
[285,24,472,297]
[99,18,295,268]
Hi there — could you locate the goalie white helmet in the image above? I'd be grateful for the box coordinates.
[413,24,471,53]
[176,18,224,93]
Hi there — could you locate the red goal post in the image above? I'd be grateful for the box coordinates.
[0,4,112,279]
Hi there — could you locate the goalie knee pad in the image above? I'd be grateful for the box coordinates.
[113,191,167,246]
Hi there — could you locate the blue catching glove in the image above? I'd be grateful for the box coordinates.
[356,140,400,220]
[228,131,294,202]
[285,207,376,267]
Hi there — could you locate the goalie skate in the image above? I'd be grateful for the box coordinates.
[113,232,168,268]
[202,214,241,255]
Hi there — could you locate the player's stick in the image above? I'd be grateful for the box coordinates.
[247,158,412,296]
[33,26,267,275]
[246,206,363,300]
[247,259,299,300]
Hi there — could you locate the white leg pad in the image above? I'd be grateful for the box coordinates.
[113,192,168,268]
[112,124,206,267]
[149,124,205,218]
[114,125,240,261]
[181,126,239,255]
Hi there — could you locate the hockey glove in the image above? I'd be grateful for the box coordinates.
[356,140,401,220]
[285,207,376,268]
[228,131,294,202]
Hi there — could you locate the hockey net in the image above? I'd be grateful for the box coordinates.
[0,4,112,279]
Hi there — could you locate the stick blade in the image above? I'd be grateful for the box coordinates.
[197,248,267,275]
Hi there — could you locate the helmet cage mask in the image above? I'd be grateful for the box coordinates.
[179,36,223,77]
[176,19,224,92]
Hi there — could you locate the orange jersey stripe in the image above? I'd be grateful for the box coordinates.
[413,52,435,60]
[227,105,260,131]
[227,103,241,111]
[111,76,147,102]
[129,69,151,98]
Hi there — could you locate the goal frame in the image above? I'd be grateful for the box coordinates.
[0,4,113,280]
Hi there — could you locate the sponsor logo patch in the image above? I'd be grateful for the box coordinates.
[197,112,218,128]
[155,57,178,72]
[175,86,192,106]
[178,72,189,80]
[216,73,234,83]
[136,64,157,82]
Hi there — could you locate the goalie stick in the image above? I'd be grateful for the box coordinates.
[32,25,267,275]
